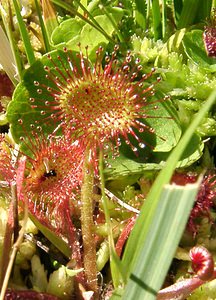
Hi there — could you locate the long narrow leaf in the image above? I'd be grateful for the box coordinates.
[161,0,166,39]
[134,0,147,30]
[122,89,216,278]
[121,182,199,300]
[194,0,212,24]
[173,0,183,24]
[151,0,162,40]
[0,26,19,85]
[12,0,35,65]
[34,0,51,52]
[0,2,22,83]
[177,0,200,29]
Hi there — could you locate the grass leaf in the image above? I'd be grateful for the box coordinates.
[119,88,216,296]
[12,0,35,65]
[121,182,200,300]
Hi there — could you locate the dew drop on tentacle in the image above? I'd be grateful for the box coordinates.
[34,81,40,86]
[37,126,42,132]
[37,89,43,94]
[139,143,146,149]
[131,146,138,152]
[44,66,50,73]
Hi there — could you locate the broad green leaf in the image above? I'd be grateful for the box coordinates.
[146,101,181,152]
[104,133,202,182]
[153,133,204,167]
[51,8,124,59]
[66,11,123,59]
[183,30,216,72]
[51,18,84,45]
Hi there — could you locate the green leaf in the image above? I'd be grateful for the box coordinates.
[30,214,71,258]
[134,0,147,30]
[183,30,216,72]
[119,182,200,300]
[121,88,216,293]
[104,133,203,182]
[177,0,201,29]
[117,98,182,160]
[6,50,72,142]
[51,18,84,45]
[154,133,204,168]
[51,8,124,58]
[173,0,183,23]
[151,0,162,40]
[104,155,161,182]
[145,99,181,152]
[12,0,35,65]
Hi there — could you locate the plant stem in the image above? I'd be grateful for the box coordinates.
[0,184,28,300]
[99,150,125,287]
[80,148,98,295]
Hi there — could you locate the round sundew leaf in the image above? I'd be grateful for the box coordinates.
[7,49,180,152]
[6,49,80,143]
[118,95,182,157]
[183,30,216,72]
[144,97,182,152]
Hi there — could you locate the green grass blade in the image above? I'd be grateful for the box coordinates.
[122,89,216,277]
[161,0,167,39]
[194,0,212,23]
[134,0,147,30]
[0,25,19,85]
[121,183,199,300]
[151,0,162,40]
[0,2,23,82]
[41,0,58,41]
[177,0,201,29]
[12,0,36,65]
[34,0,51,52]
[173,0,183,24]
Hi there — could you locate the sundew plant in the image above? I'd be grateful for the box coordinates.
[0,0,216,299]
